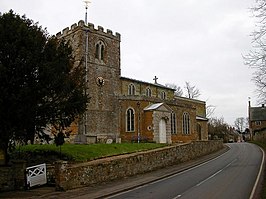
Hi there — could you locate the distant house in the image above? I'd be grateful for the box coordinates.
[248,102,266,140]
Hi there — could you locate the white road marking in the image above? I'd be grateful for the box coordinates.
[249,145,265,199]
[196,159,236,187]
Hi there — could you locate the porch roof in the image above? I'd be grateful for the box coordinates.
[144,103,173,112]
[144,103,164,111]
[196,115,208,121]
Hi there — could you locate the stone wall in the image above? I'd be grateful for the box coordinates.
[0,166,14,192]
[253,130,266,141]
[0,162,55,192]
[55,141,223,191]
[0,161,27,192]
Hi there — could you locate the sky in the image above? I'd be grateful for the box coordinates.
[1,0,259,125]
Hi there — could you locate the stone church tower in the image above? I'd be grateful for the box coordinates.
[56,21,121,143]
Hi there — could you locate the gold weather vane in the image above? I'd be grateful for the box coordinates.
[84,0,91,25]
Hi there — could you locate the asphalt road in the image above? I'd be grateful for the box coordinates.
[107,143,264,199]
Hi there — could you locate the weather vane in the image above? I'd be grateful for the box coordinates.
[84,0,91,25]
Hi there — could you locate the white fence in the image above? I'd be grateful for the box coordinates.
[26,163,47,188]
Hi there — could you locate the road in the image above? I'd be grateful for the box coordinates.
[107,143,264,199]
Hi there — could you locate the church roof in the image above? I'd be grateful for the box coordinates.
[120,76,175,91]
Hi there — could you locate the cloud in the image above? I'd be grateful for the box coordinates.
[1,0,257,125]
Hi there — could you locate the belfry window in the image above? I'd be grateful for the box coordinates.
[126,108,135,132]
[128,83,136,95]
[95,41,105,61]
[95,44,100,59]
[182,112,190,135]
[101,45,104,60]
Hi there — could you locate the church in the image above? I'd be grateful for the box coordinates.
[56,20,208,144]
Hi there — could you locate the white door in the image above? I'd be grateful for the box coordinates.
[159,119,167,143]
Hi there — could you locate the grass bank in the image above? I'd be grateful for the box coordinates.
[11,143,167,165]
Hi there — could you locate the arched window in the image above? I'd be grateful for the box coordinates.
[95,43,100,59]
[182,112,190,134]
[128,83,135,95]
[95,41,105,61]
[100,45,104,60]
[171,112,176,134]
[161,91,166,99]
[126,108,135,132]
[171,112,177,134]
[146,87,151,97]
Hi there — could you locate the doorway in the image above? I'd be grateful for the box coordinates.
[159,119,167,143]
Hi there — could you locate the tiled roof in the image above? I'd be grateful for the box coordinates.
[120,76,175,90]
[250,106,266,121]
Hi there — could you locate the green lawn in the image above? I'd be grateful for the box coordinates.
[11,143,167,164]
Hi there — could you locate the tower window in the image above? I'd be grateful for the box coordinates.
[95,41,105,61]
[101,45,104,60]
[95,44,100,59]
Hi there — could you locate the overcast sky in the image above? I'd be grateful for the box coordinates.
[1,0,258,125]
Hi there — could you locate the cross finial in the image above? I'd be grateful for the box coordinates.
[153,76,158,84]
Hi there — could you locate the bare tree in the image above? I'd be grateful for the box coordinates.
[165,82,201,99]
[206,104,216,118]
[184,81,200,99]
[234,117,249,133]
[208,117,232,140]
[165,83,183,96]
[234,117,245,133]
[244,0,266,104]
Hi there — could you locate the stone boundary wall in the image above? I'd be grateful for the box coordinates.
[55,141,223,191]
[254,130,266,142]
[0,166,13,192]
[0,161,27,192]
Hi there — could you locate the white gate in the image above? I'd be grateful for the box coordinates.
[26,163,47,188]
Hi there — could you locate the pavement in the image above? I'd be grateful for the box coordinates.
[0,146,229,199]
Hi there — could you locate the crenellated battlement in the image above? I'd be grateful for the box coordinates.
[56,20,120,40]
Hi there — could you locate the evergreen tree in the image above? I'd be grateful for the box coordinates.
[0,10,88,164]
